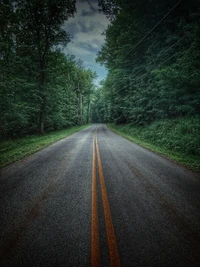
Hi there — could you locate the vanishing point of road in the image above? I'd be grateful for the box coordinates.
[0,124,200,266]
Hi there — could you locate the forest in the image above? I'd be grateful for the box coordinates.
[0,0,97,140]
[93,0,200,125]
[0,0,200,162]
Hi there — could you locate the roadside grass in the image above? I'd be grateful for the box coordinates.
[108,117,200,173]
[0,124,91,168]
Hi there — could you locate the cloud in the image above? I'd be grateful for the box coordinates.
[81,8,97,17]
[63,0,109,85]
[78,20,95,32]
[78,42,99,53]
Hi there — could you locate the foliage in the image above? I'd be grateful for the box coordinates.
[96,0,200,125]
[0,0,97,141]
[0,124,91,168]
[108,116,200,172]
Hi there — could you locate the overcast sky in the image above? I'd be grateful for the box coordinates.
[63,0,109,86]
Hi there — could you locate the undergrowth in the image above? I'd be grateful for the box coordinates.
[108,116,200,172]
[0,124,90,168]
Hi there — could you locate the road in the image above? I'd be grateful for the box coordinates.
[0,124,200,267]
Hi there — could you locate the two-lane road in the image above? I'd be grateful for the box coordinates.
[0,124,200,266]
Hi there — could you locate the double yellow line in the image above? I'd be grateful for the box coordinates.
[91,129,120,267]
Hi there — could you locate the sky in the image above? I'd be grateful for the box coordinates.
[63,0,110,86]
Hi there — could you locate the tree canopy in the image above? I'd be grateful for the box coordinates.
[0,0,97,140]
[1,0,199,141]
[95,0,200,124]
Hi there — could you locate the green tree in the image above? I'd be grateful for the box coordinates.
[96,0,200,125]
[15,0,76,133]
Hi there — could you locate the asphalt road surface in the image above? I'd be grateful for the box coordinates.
[0,124,200,267]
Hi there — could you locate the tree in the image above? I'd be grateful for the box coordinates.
[96,0,200,124]
[15,0,76,133]
[0,1,98,141]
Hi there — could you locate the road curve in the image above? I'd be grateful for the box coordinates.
[0,124,200,266]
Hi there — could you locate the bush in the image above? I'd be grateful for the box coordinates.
[110,116,200,156]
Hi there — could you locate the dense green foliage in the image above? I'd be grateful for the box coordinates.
[95,0,200,124]
[1,0,199,170]
[108,117,200,172]
[0,124,90,168]
[0,0,96,140]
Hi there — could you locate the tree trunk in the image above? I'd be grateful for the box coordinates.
[76,82,82,125]
[68,92,71,122]
[80,92,82,124]
[39,60,46,134]
[87,93,90,124]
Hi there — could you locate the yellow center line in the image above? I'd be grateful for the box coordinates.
[91,129,100,267]
[95,133,121,267]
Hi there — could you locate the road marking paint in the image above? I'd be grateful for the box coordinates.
[91,130,100,267]
[95,134,121,267]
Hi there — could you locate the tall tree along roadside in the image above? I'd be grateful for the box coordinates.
[15,0,76,134]
[0,1,97,141]
[96,0,200,124]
